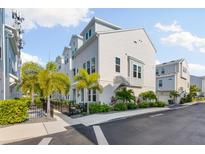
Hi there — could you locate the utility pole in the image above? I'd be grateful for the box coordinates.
[2,8,6,100]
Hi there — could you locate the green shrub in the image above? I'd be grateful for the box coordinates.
[138,102,149,108]
[180,94,192,104]
[113,102,127,111]
[155,101,166,107]
[15,97,31,107]
[89,103,110,114]
[139,91,157,102]
[149,102,158,107]
[127,102,138,110]
[0,99,29,125]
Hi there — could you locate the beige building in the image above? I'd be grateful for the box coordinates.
[156,59,190,104]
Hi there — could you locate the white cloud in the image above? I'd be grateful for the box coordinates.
[156,21,205,52]
[161,31,205,51]
[155,21,183,32]
[6,8,92,31]
[155,59,160,65]
[189,63,205,76]
[21,51,45,66]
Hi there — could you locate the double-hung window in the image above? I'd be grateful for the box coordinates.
[89,29,92,37]
[91,57,95,73]
[133,64,137,78]
[93,90,96,102]
[88,90,91,101]
[87,61,90,74]
[83,63,86,69]
[115,57,120,73]
[138,66,142,79]
[159,80,163,88]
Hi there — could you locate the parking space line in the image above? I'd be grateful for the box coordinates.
[38,137,53,145]
[150,113,164,118]
[93,125,109,145]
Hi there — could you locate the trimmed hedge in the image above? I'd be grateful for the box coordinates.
[138,102,149,108]
[0,99,29,125]
[127,102,138,110]
[89,103,110,114]
[113,102,127,111]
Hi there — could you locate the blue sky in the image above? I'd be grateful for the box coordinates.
[7,8,205,76]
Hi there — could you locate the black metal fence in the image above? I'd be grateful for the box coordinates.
[28,105,44,119]
[28,102,54,119]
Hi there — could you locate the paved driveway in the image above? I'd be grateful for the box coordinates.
[99,103,205,144]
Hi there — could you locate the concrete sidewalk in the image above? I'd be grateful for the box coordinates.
[0,115,69,144]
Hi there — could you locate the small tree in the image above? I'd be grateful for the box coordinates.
[169,90,180,104]
[20,62,43,105]
[115,88,135,103]
[38,61,70,118]
[74,68,102,114]
[139,91,157,102]
[190,85,201,98]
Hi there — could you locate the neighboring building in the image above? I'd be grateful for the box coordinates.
[54,47,72,100]
[0,9,23,100]
[57,17,156,104]
[156,59,190,104]
[190,75,205,96]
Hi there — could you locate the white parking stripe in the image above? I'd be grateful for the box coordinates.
[38,137,52,145]
[93,125,109,145]
[150,113,164,118]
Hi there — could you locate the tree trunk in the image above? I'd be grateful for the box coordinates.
[47,95,51,118]
[31,86,35,106]
[87,101,89,114]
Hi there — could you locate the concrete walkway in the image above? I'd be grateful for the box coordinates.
[0,115,69,144]
[56,104,194,127]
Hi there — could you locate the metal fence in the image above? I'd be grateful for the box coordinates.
[28,105,44,119]
[28,102,54,119]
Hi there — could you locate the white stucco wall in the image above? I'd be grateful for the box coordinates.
[98,29,156,103]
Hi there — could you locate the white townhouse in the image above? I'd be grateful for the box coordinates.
[190,75,205,96]
[54,47,72,99]
[156,59,190,104]
[56,17,156,104]
[0,9,23,100]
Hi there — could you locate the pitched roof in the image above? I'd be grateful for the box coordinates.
[80,17,121,35]
[157,59,185,67]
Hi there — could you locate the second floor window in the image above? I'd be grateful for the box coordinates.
[161,68,165,74]
[83,63,86,69]
[89,29,92,37]
[91,57,95,73]
[156,69,159,75]
[115,57,120,73]
[87,61,90,74]
[86,33,88,40]
[73,68,76,76]
[159,80,163,88]
[133,64,137,78]
[138,66,142,79]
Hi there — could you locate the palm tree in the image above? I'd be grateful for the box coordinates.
[169,90,180,104]
[116,87,135,103]
[74,68,102,114]
[38,61,70,118]
[20,62,42,105]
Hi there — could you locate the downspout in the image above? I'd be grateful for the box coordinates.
[2,9,6,100]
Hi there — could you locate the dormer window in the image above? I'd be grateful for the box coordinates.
[86,33,88,40]
[89,29,92,37]
[161,68,165,74]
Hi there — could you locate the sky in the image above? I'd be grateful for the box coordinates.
[5,8,205,76]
